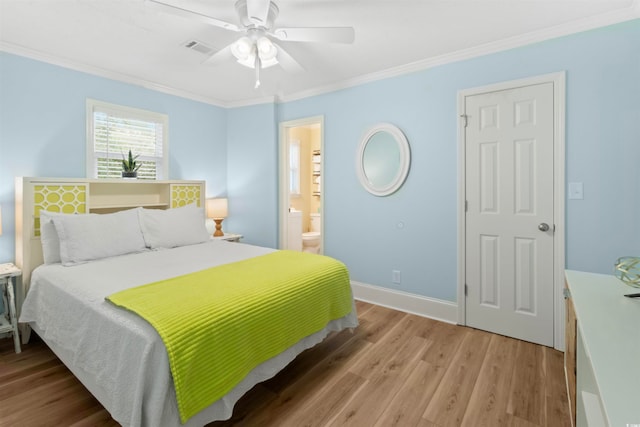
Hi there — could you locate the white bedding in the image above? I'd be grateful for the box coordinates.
[20,240,358,426]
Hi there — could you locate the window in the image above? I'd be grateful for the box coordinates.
[289,140,301,195]
[86,99,168,180]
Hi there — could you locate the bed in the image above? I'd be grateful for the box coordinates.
[15,177,358,427]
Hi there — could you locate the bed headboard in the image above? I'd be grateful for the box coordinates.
[15,177,206,296]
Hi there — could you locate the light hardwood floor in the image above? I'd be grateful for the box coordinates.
[0,301,570,426]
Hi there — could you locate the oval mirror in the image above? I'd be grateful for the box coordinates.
[356,123,411,196]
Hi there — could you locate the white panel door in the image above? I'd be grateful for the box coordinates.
[465,82,554,346]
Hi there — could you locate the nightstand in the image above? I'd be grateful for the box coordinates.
[213,233,243,242]
[0,263,22,353]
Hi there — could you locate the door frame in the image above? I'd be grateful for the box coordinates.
[456,72,566,350]
[278,115,325,251]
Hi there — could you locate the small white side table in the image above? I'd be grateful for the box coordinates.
[213,233,243,243]
[0,263,22,353]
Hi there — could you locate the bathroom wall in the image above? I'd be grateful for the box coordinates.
[287,125,322,233]
[288,126,311,226]
[309,126,321,217]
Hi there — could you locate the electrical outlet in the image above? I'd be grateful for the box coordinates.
[392,270,401,284]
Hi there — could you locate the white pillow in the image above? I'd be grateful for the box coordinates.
[39,210,64,264]
[53,208,147,266]
[138,204,210,249]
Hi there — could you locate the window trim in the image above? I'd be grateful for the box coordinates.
[86,99,169,179]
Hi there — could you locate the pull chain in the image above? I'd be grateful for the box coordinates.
[254,55,261,89]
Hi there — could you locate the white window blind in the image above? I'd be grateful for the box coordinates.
[87,99,168,180]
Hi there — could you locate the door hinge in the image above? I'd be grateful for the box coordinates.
[464,283,468,296]
[460,114,468,128]
[465,200,468,212]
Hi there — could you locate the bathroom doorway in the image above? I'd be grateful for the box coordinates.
[278,116,324,254]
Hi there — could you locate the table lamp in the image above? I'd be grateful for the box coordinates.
[206,198,228,237]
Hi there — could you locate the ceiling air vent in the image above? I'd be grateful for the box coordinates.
[183,40,213,55]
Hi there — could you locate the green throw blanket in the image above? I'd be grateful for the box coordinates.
[106,250,353,423]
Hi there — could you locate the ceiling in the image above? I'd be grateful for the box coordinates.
[1,0,638,107]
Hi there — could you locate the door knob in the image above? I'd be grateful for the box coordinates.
[538,223,550,232]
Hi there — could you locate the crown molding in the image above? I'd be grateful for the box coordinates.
[224,95,278,108]
[0,42,228,108]
[278,5,640,104]
[2,5,638,109]
[0,41,277,109]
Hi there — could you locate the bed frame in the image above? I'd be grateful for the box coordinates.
[14,177,359,426]
[14,177,205,341]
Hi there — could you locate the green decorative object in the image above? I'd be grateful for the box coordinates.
[122,149,141,178]
[614,256,640,288]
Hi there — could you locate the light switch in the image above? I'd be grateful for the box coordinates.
[569,182,584,200]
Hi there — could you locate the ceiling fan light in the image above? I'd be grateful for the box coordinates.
[256,36,278,68]
[231,36,253,61]
[257,37,276,57]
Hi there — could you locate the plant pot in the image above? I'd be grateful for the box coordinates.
[122,171,138,179]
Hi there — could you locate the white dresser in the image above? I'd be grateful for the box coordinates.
[564,270,640,427]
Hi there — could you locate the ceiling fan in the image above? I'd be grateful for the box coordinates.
[148,0,355,88]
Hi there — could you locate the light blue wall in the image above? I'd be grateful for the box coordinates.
[0,52,228,263]
[1,20,638,307]
[226,103,278,248]
[236,20,639,302]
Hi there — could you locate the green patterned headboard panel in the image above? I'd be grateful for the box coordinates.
[171,184,202,208]
[33,184,87,236]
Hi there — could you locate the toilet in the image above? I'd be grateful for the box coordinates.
[302,213,321,254]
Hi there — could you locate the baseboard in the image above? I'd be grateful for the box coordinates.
[351,281,458,324]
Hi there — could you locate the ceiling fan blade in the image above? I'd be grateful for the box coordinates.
[245,0,271,27]
[274,43,304,73]
[272,27,355,44]
[147,0,240,32]
[202,45,234,66]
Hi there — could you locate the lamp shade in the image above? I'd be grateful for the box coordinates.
[206,198,228,219]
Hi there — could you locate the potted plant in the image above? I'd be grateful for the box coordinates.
[122,149,141,178]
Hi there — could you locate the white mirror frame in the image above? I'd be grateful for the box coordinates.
[356,123,411,196]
